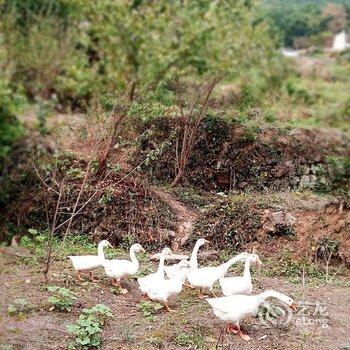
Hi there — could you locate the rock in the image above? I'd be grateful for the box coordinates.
[157,229,176,240]
[277,136,289,145]
[310,175,317,183]
[274,161,294,178]
[289,128,302,137]
[198,250,220,261]
[268,211,297,226]
[274,167,286,178]
[299,175,317,188]
[288,128,306,141]
[319,176,328,185]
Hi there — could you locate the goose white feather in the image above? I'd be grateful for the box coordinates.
[187,252,249,295]
[207,290,297,340]
[147,260,189,311]
[103,243,144,291]
[137,247,172,295]
[69,239,111,272]
[189,238,210,269]
[219,253,262,296]
[164,259,190,284]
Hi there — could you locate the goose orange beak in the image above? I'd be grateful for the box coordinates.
[290,303,297,312]
[204,239,210,244]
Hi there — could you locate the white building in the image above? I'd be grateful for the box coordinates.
[332,30,350,51]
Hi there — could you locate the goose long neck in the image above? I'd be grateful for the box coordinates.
[97,243,105,260]
[221,255,243,273]
[189,242,201,269]
[130,247,139,267]
[243,259,251,278]
[156,252,166,274]
[259,290,285,303]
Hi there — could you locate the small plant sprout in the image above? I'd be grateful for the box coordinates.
[47,286,77,311]
[67,304,112,349]
[137,300,163,320]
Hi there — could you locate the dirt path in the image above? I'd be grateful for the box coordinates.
[150,187,198,251]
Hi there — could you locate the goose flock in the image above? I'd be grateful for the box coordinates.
[69,238,297,341]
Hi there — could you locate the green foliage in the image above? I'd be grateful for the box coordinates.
[264,112,277,123]
[264,249,324,278]
[325,156,350,196]
[0,0,277,105]
[67,304,112,349]
[174,331,205,348]
[0,79,25,172]
[262,0,350,48]
[137,300,163,320]
[121,326,135,344]
[8,298,33,318]
[47,286,77,311]
[270,223,295,237]
[316,237,339,260]
[239,124,261,143]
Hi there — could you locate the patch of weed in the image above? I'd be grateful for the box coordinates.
[47,285,77,311]
[174,331,205,348]
[8,298,34,319]
[137,300,163,320]
[67,304,112,349]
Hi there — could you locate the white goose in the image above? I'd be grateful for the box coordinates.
[103,243,144,293]
[187,252,249,298]
[164,259,190,284]
[219,253,262,296]
[207,290,297,341]
[137,247,172,298]
[69,239,112,282]
[147,260,189,312]
[188,238,210,269]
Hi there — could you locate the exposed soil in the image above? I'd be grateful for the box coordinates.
[150,187,198,251]
[1,249,349,350]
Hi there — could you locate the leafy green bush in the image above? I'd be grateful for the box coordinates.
[0,79,25,171]
[239,124,261,143]
[326,156,350,196]
[67,304,112,349]
[47,286,77,311]
[137,300,163,320]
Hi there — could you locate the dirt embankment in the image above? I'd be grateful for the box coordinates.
[138,117,349,193]
[192,193,350,268]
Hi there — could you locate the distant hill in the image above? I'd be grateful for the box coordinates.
[262,0,350,48]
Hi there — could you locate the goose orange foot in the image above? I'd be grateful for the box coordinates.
[198,289,206,299]
[226,323,238,334]
[142,293,149,301]
[227,324,251,341]
[76,271,84,281]
[164,302,175,312]
[89,272,99,282]
[111,278,121,287]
